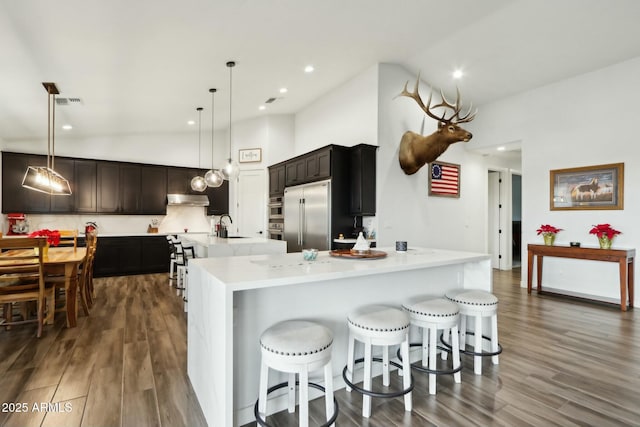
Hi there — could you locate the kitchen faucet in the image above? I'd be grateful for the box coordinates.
[218,214,233,237]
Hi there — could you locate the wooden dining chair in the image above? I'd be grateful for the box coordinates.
[0,237,55,337]
[82,233,98,308]
[57,229,78,249]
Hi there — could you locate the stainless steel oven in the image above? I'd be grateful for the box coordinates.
[268,196,284,240]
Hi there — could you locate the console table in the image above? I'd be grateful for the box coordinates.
[527,244,635,311]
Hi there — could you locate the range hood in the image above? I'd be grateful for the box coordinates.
[167,194,210,206]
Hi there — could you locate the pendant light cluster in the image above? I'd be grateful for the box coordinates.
[204,88,224,188]
[190,107,207,192]
[22,82,72,196]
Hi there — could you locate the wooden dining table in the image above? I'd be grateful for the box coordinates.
[5,246,87,327]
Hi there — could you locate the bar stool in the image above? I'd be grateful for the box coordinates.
[444,289,502,375]
[255,320,338,427]
[343,305,413,418]
[166,236,185,288]
[400,298,461,394]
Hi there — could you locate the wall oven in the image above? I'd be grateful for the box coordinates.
[268,196,284,240]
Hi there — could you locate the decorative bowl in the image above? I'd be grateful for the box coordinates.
[570,241,581,247]
[302,248,318,261]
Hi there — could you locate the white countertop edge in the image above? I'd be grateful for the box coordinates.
[189,247,490,292]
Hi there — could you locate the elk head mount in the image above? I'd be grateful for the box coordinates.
[396,73,476,175]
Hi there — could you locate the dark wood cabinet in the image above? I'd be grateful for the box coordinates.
[74,159,97,213]
[306,148,331,181]
[285,159,306,186]
[1,152,50,213]
[2,152,167,215]
[120,164,141,213]
[167,167,201,195]
[93,236,169,277]
[141,165,167,214]
[205,178,229,215]
[350,144,377,215]
[269,164,286,196]
[49,157,75,212]
[96,162,121,213]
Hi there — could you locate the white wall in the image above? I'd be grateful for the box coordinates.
[295,66,379,153]
[471,56,640,304]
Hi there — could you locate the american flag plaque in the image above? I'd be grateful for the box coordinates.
[428,161,460,198]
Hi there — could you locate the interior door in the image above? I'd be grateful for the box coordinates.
[237,169,266,237]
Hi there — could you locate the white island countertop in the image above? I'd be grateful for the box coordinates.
[189,247,489,291]
[179,234,286,258]
[187,247,491,426]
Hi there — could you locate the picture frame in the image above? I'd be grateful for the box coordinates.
[428,161,460,198]
[550,162,624,210]
[238,148,262,163]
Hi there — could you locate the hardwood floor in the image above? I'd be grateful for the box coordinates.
[0,273,206,427]
[1,269,639,426]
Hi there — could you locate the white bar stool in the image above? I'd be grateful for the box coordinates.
[256,320,338,427]
[401,298,461,394]
[343,305,413,418]
[444,289,501,375]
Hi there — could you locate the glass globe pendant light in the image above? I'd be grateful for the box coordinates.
[190,107,207,192]
[221,61,239,181]
[204,88,224,188]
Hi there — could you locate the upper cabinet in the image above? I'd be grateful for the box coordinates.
[268,164,286,196]
[1,152,50,213]
[167,167,200,195]
[204,178,230,215]
[74,159,97,213]
[1,152,169,215]
[141,165,167,214]
[349,144,377,215]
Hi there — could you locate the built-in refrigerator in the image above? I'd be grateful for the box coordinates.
[284,180,331,252]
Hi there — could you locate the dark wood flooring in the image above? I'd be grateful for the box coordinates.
[1,269,639,426]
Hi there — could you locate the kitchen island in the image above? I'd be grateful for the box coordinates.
[179,234,286,257]
[187,247,491,427]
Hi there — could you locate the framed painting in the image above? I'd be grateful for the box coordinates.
[238,148,262,163]
[550,162,624,210]
[428,161,460,198]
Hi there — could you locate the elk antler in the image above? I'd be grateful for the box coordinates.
[397,72,476,124]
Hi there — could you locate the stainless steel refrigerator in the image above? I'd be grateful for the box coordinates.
[284,180,331,252]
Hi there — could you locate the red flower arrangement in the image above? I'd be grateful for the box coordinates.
[536,224,563,235]
[589,224,621,240]
[28,229,61,246]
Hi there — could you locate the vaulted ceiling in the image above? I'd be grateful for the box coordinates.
[2,0,640,143]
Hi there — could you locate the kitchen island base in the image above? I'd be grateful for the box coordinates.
[187,248,491,426]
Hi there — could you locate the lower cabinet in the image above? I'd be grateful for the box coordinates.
[93,236,169,277]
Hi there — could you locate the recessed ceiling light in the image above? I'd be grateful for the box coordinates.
[497,146,506,151]
[279,87,288,94]
[304,65,314,73]
[187,120,195,125]
[258,105,266,111]
[62,124,72,130]
[452,69,464,79]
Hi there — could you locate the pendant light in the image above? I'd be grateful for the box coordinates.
[221,61,239,181]
[22,82,72,196]
[204,88,224,188]
[190,107,207,192]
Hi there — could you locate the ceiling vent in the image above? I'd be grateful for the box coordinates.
[56,97,83,106]
[265,97,277,104]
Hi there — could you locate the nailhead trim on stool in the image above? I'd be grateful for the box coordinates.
[400,298,462,395]
[256,320,338,427]
[343,305,413,419]
[444,289,502,375]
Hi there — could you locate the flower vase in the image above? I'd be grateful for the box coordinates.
[543,233,556,246]
[598,236,613,249]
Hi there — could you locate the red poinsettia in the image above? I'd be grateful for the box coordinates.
[28,229,61,246]
[536,224,563,235]
[589,223,621,240]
